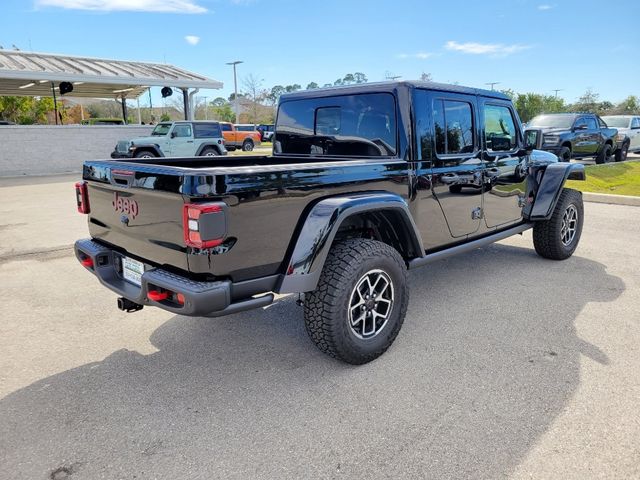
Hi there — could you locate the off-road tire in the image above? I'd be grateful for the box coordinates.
[242,139,254,152]
[449,185,462,194]
[615,142,629,162]
[533,188,583,260]
[595,143,613,164]
[303,239,409,364]
[134,150,157,158]
[558,146,571,162]
[200,147,218,157]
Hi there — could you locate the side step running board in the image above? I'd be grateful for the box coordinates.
[408,223,533,270]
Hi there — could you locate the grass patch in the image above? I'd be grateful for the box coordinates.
[566,160,640,196]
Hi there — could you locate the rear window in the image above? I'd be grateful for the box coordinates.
[274,93,397,156]
[235,125,255,132]
[193,122,221,138]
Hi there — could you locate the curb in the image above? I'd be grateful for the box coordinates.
[582,192,640,206]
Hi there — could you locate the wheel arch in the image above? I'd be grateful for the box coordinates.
[277,192,424,294]
[526,163,585,221]
[195,143,223,156]
[132,144,164,157]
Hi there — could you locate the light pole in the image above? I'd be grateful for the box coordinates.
[202,96,208,120]
[226,60,243,124]
[553,89,563,98]
[486,82,500,91]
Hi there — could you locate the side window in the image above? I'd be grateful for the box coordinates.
[484,104,518,152]
[173,124,192,138]
[632,118,640,129]
[315,107,341,135]
[598,117,607,128]
[275,93,397,156]
[221,123,232,132]
[193,123,222,138]
[573,117,588,129]
[585,117,597,130]
[433,99,474,155]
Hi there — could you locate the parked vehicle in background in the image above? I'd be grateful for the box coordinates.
[220,122,261,151]
[0,120,16,125]
[601,115,640,162]
[111,121,226,158]
[82,118,125,126]
[525,113,618,164]
[257,124,275,142]
[76,81,586,364]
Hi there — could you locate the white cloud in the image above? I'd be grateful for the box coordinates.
[397,52,433,60]
[537,4,554,10]
[36,0,208,13]
[445,41,532,56]
[184,35,200,45]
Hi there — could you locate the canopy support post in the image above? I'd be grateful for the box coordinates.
[51,82,58,125]
[182,88,190,120]
[121,96,128,124]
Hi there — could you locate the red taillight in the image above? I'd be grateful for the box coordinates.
[176,293,186,305]
[81,257,94,268]
[148,290,169,302]
[183,203,226,249]
[75,181,90,214]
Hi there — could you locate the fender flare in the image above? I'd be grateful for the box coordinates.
[195,143,224,156]
[276,192,424,294]
[527,162,585,220]
[131,144,164,157]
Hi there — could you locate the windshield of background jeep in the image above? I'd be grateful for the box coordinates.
[602,116,630,128]
[528,115,576,129]
[151,123,172,136]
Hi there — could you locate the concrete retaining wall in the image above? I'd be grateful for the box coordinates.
[0,125,154,177]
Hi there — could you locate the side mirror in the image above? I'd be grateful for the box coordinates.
[170,131,177,138]
[574,124,587,131]
[523,129,540,151]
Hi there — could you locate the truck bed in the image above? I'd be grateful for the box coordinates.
[81,154,409,282]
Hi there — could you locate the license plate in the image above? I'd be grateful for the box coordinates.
[122,256,144,286]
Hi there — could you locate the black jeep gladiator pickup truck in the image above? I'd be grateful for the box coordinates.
[525,113,618,163]
[75,81,585,364]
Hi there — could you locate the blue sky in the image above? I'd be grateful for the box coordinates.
[1,0,639,105]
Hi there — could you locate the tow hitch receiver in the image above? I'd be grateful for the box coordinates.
[117,297,144,313]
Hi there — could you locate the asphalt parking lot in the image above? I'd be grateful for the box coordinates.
[1,175,639,480]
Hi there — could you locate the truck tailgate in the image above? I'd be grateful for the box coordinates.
[84,165,188,271]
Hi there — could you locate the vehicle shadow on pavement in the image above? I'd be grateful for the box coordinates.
[0,244,625,480]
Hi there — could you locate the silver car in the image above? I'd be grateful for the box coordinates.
[602,115,640,161]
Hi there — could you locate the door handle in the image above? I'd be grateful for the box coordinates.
[187,140,194,143]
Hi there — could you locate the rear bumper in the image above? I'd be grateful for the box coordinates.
[74,238,274,317]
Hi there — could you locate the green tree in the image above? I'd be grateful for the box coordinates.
[267,85,285,104]
[574,89,600,113]
[616,95,639,114]
[211,103,235,122]
[212,97,227,106]
[354,72,367,84]
[514,93,566,123]
[306,82,319,90]
[284,84,301,93]
[160,113,170,122]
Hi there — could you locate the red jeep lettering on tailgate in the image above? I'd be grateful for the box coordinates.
[112,192,139,219]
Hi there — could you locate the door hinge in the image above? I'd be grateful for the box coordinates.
[472,207,483,220]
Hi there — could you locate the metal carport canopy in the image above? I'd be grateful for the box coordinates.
[0,50,222,98]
